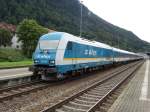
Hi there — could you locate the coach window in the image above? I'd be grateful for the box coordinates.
[67,41,72,50]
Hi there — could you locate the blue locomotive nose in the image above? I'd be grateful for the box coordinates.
[33,50,56,66]
[33,32,62,67]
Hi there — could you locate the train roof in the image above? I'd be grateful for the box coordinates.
[112,47,136,55]
[63,32,112,49]
[41,32,141,56]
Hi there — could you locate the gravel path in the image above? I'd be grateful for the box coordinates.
[0,66,123,112]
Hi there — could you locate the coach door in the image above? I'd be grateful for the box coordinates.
[72,42,77,68]
[66,41,76,67]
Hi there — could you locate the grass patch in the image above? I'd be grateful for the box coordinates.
[0,47,26,62]
[0,60,33,69]
[0,48,33,68]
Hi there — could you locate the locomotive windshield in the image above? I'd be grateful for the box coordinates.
[38,40,59,50]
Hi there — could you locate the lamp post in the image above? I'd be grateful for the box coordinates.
[80,0,83,37]
[118,35,119,49]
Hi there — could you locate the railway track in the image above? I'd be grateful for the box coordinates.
[0,80,53,101]
[41,61,143,112]
[0,61,142,104]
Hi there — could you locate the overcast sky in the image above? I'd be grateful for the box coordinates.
[82,0,150,43]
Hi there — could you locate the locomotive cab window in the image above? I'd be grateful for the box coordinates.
[66,41,73,50]
[38,40,59,50]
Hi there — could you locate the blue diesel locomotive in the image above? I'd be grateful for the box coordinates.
[32,32,142,80]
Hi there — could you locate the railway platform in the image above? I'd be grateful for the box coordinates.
[108,59,150,112]
[0,67,32,81]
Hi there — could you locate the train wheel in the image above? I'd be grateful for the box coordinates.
[57,73,66,79]
[33,71,38,75]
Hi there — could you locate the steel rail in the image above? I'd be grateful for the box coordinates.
[0,80,42,93]
[87,61,143,112]
[41,61,143,112]
[0,81,50,101]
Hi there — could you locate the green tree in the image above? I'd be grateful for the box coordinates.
[0,0,150,52]
[0,28,12,47]
[17,19,48,57]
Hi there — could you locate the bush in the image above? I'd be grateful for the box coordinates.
[0,47,26,62]
[0,28,12,46]
[17,19,48,58]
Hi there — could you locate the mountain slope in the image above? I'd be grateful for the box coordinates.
[0,0,149,52]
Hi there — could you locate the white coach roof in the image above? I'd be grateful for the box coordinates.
[62,32,138,55]
[64,33,112,49]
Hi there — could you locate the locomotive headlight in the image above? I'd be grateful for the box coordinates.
[49,60,55,64]
[34,59,39,63]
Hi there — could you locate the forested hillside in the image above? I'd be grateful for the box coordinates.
[0,0,150,52]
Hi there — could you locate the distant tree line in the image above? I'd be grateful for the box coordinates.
[0,0,150,52]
